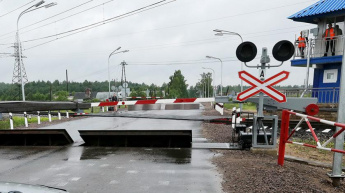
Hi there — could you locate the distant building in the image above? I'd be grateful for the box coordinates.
[74,91,97,101]
[289,0,345,103]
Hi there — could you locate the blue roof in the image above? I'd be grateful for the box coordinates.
[288,0,345,23]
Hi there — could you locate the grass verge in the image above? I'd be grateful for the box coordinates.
[223,102,256,111]
[0,116,58,130]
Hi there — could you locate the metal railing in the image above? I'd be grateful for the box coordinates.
[280,87,339,104]
[293,35,345,59]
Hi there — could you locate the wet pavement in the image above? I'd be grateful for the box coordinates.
[0,109,223,193]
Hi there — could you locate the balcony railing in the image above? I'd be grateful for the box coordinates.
[293,35,344,59]
[280,87,339,104]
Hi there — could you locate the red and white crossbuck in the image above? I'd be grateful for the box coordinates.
[237,71,289,103]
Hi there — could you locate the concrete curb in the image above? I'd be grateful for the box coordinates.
[285,155,345,171]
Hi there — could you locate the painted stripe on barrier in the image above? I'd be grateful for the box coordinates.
[135,100,157,104]
[93,97,214,107]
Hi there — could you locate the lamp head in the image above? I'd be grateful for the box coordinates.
[44,2,57,8]
[272,40,295,62]
[236,41,257,63]
[35,0,45,7]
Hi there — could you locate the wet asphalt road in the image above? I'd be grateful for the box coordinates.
[0,109,223,193]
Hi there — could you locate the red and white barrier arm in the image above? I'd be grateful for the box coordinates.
[289,111,345,147]
[278,109,345,166]
[91,97,215,107]
[287,141,345,154]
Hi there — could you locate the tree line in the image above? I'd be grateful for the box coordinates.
[0,70,303,101]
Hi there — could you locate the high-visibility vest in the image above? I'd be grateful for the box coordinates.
[325,28,335,39]
[298,36,306,48]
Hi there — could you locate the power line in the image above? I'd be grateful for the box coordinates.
[24,0,174,43]
[0,0,35,18]
[0,0,94,40]
[23,0,176,50]
[0,23,308,48]
[20,0,312,50]
[71,58,244,81]
[0,0,314,47]
[17,24,308,57]
[94,0,316,41]
[25,23,307,52]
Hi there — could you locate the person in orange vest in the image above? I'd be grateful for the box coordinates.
[296,31,307,58]
[322,23,335,56]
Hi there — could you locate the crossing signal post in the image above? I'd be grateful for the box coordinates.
[236,40,295,148]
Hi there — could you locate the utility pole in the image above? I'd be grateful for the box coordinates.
[330,40,345,187]
[13,1,57,101]
[66,69,69,93]
[120,61,128,100]
[207,74,210,98]
[12,35,28,100]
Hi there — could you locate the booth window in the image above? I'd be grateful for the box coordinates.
[323,69,338,83]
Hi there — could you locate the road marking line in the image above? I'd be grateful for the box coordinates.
[158,181,170,186]
[56,182,68,186]
[57,174,70,176]
[127,170,139,174]
[70,177,81,181]
[109,180,119,184]
[158,170,175,174]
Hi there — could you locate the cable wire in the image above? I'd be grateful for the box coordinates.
[24,0,176,50]
[0,0,95,39]
[0,0,35,18]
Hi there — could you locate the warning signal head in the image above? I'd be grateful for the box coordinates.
[236,41,257,63]
[272,40,295,62]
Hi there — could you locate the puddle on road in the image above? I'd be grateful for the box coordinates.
[0,146,61,160]
[67,147,192,164]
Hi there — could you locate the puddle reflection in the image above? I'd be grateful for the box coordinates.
[76,147,191,164]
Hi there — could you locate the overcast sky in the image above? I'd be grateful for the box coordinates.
[0,0,318,88]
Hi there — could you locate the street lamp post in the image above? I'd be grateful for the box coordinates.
[206,56,223,96]
[214,29,244,110]
[197,79,201,97]
[108,48,129,99]
[207,76,210,98]
[202,67,215,97]
[17,1,57,101]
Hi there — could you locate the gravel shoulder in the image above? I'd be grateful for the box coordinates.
[201,103,345,193]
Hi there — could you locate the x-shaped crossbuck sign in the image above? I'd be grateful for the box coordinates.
[237,71,289,103]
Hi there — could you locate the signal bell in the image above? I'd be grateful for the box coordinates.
[272,40,295,62]
[236,41,257,63]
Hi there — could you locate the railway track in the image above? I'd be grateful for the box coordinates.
[240,119,336,141]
